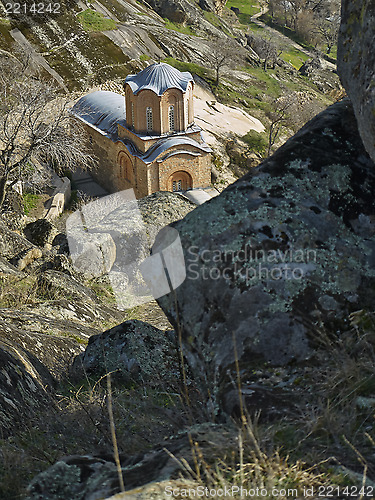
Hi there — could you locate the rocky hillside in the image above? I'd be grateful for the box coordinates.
[3,0,375,498]
[0,0,341,184]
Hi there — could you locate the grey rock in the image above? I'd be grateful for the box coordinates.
[0,338,53,437]
[199,0,216,12]
[0,218,42,270]
[24,219,58,248]
[0,317,84,380]
[155,99,375,412]
[26,424,233,500]
[72,319,178,387]
[0,256,20,275]
[299,57,340,93]
[338,0,375,164]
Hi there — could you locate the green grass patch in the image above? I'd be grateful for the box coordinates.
[281,46,309,70]
[203,10,222,28]
[164,18,196,36]
[23,193,41,215]
[242,130,268,157]
[140,54,150,61]
[77,9,117,32]
[246,21,265,33]
[163,57,213,83]
[225,0,260,17]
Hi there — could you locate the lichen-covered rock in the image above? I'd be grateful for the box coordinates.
[72,320,178,387]
[0,219,42,270]
[0,339,53,437]
[0,256,20,275]
[299,57,341,93]
[338,0,375,163]
[24,219,58,248]
[26,424,234,500]
[155,99,375,411]
[0,317,84,379]
[37,270,97,302]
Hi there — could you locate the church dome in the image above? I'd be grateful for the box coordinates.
[125,63,194,96]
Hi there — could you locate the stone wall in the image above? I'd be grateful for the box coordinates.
[83,122,211,198]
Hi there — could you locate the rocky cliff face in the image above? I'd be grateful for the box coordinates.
[157,99,375,411]
[338,0,375,164]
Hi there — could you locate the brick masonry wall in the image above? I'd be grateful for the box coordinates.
[82,124,211,199]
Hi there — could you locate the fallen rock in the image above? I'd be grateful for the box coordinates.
[26,424,235,500]
[72,319,178,387]
[155,99,375,413]
[338,0,375,164]
[24,219,58,248]
[0,219,42,270]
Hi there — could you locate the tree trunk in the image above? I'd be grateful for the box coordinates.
[0,176,8,210]
[215,68,220,86]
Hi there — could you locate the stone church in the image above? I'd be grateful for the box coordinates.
[71,63,212,198]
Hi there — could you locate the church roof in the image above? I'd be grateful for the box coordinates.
[140,136,211,163]
[70,91,126,137]
[125,63,194,96]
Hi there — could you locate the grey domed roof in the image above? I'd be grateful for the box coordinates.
[125,63,193,96]
[70,91,125,138]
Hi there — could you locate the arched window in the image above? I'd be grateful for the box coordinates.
[172,180,182,191]
[146,107,153,132]
[169,105,175,131]
[185,99,189,126]
[131,102,135,128]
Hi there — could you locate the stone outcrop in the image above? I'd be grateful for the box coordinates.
[67,191,195,278]
[24,219,58,248]
[0,338,53,437]
[155,99,375,411]
[0,318,84,380]
[72,319,178,386]
[25,424,234,500]
[338,0,375,164]
[0,218,42,270]
[299,57,341,93]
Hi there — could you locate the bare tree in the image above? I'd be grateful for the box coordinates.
[266,94,296,156]
[0,55,95,210]
[247,32,283,71]
[315,13,340,54]
[206,37,239,86]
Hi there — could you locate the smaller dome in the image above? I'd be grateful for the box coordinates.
[125,63,193,96]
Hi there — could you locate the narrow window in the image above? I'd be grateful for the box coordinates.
[173,181,177,191]
[177,180,182,191]
[185,99,189,126]
[131,102,135,128]
[146,107,153,132]
[169,105,175,132]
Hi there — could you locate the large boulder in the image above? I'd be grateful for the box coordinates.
[338,0,375,164]
[24,219,58,248]
[25,424,234,500]
[66,191,195,280]
[72,320,178,387]
[0,219,42,270]
[155,99,375,412]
